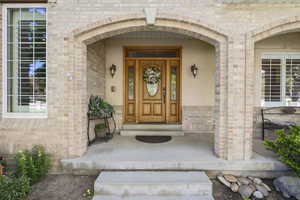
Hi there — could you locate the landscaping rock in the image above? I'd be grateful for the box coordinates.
[224,174,238,183]
[230,183,239,192]
[238,185,255,198]
[273,176,300,200]
[261,182,272,192]
[238,177,251,185]
[248,184,256,191]
[256,185,269,197]
[253,190,264,199]
[253,177,263,185]
[217,175,231,188]
[218,174,274,199]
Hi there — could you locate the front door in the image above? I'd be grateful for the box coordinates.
[124,47,181,123]
[139,60,166,122]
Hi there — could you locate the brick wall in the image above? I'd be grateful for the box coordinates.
[0,0,300,167]
[217,0,300,3]
[87,41,106,99]
[183,106,214,134]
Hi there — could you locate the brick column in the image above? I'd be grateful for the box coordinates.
[225,35,254,160]
[66,38,88,158]
[214,41,228,159]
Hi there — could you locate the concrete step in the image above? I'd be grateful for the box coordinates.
[120,130,184,136]
[122,124,182,131]
[94,171,213,197]
[92,195,215,200]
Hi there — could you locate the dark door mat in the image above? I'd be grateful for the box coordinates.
[135,136,172,143]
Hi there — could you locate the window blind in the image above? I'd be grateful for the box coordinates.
[261,54,300,106]
[7,8,47,113]
[286,58,300,103]
[261,58,281,102]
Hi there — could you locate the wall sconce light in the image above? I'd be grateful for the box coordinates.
[190,64,198,78]
[110,64,117,78]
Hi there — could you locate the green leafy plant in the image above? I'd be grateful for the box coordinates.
[31,145,51,182]
[15,145,51,185]
[242,198,251,200]
[82,188,94,198]
[15,150,36,182]
[143,67,161,84]
[88,95,114,117]
[0,174,31,200]
[263,125,300,176]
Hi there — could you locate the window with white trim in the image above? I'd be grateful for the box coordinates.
[261,53,300,107]
[4,6,47,115]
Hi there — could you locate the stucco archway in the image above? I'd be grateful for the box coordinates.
[66,12,229,159]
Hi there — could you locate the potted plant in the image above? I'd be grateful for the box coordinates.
[88,95,114,118]
[94,123,106,138]
[88,95,115,140]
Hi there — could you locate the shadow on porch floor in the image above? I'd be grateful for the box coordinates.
[61,134,289,176]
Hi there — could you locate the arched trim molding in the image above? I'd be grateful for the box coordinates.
[251,16,300,42]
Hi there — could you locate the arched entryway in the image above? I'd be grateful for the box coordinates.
[66,13,230,159]
[246,16,300,155]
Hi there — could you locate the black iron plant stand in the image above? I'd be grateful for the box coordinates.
[87,112,116,145]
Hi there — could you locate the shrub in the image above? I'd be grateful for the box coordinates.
[0,175,31,200]
[15,145,51,185]
[31,145,51,182]
[263,126,300,176]
[15,150,37,184]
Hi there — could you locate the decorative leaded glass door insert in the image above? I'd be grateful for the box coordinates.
[139,60,166,123]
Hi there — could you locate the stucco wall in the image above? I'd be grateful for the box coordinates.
[105,38,215,106]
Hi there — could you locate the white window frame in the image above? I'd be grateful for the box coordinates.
[2,4,48,118]
[261,52,300,107]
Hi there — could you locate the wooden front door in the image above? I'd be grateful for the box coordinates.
[139,60,166,122]
[124,47,181,123]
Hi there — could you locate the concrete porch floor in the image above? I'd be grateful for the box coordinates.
[61,134,289,176]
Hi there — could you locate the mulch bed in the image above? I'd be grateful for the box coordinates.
[27,175,97,200]
[27,175,292,200]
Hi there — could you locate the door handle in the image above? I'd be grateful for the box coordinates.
[162,88,166,104]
